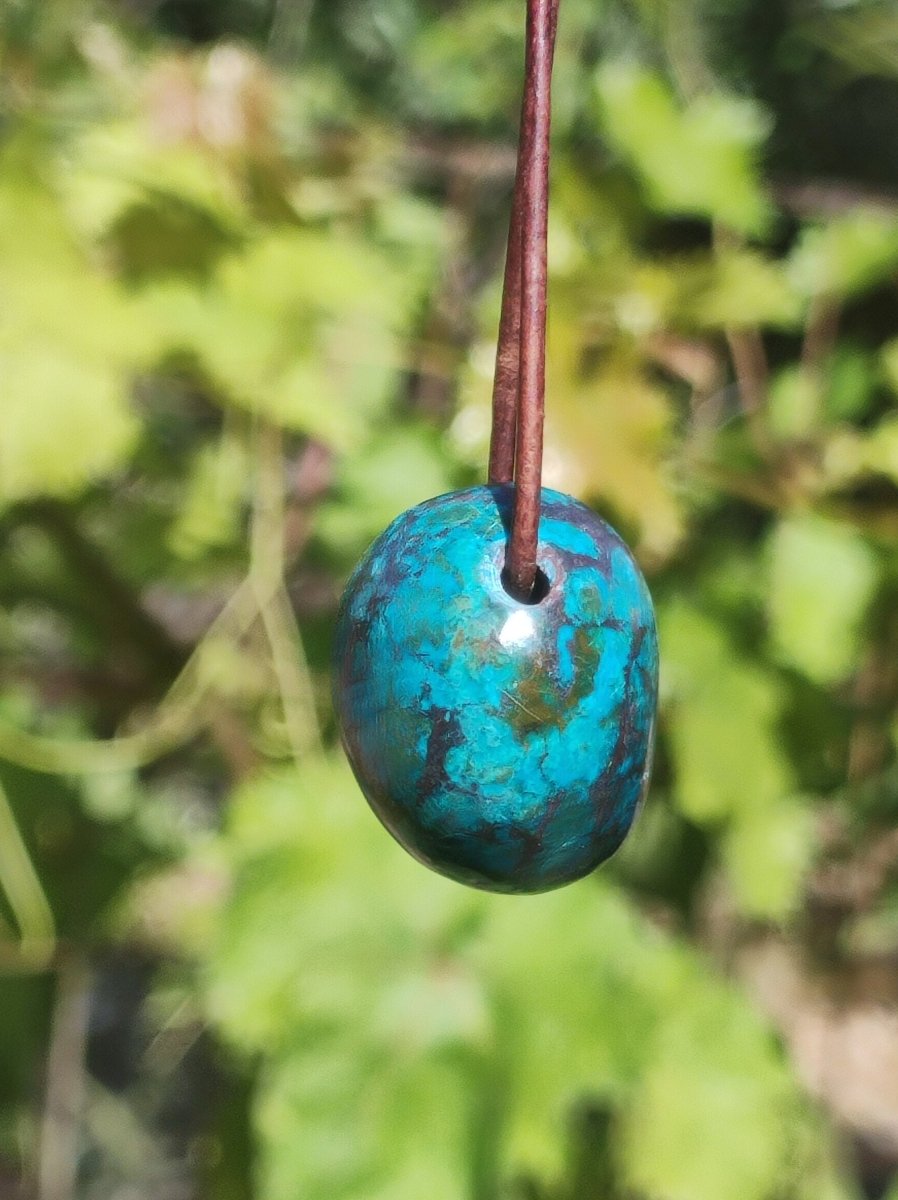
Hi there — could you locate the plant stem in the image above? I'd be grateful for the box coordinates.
[0,777,55,968]
[250,421,322,759]
[37,955,91,1200]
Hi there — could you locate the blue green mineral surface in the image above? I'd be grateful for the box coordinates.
[332,485,658,893]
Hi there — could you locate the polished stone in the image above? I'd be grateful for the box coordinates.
[332,485,658,893]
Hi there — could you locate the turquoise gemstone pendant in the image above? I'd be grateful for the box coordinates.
[332,485,659,894]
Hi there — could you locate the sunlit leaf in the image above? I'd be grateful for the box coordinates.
[168,435,249,559]
[141,228,422,449]
[58,119,248,242]
[203,759,817,1200]
[768,365,821,439]
[405,2,522,122]
[620,989,797,1200]
[547,345,683,560]
[661,600,792,822]
[724,797,817,920]
[683,250,804,331]
[0,172,148,504]
[767,515,878,685]
[866,415,898,482]
[825,345,879,423]
[596,63,772,234]
[883,338,898,397]
[315,426,458,560]
[788,210,898,299]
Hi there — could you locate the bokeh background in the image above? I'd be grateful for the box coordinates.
[3,1,898,1197]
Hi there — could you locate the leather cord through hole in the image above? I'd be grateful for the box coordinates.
[488,0,559,601]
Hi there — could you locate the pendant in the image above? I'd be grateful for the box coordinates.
[332,484,658,893]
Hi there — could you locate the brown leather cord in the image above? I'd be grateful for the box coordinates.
[488,0,560,491]
[489,0,559,601]
[487,161,523,487]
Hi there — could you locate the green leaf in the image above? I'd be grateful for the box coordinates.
[788,211,898,299]
[768,365,821,440]
[201,757,816,1200]
[825,345,879,423]
[619,989,796,1200]
[476,883,682,1176]
[256,1045,471,1200]
[683,250,804,331]
[405,2,522,123]
[767,515,878,685]
[168,436,249,560]
[883,339,898,397]
[724,797,817,920]
[204,759,488,1197]
[546,348,683,560]
[58,120,248,244]
[661,601,792,823]
[141,227,423,449]
[866,415,898,483]
[315,426,458,560]
[0,343,137,505]
[595,63,772,235]
[0,168,161,504]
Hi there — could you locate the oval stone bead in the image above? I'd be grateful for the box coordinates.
[332,485,658,894]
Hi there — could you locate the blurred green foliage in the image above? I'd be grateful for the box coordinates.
[3,1,898,1198]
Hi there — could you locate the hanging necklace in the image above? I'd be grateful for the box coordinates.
[332,0,659,894]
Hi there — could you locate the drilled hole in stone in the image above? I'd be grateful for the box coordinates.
[501,565,552,605]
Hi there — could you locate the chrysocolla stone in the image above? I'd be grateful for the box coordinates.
[332,485,658,894]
